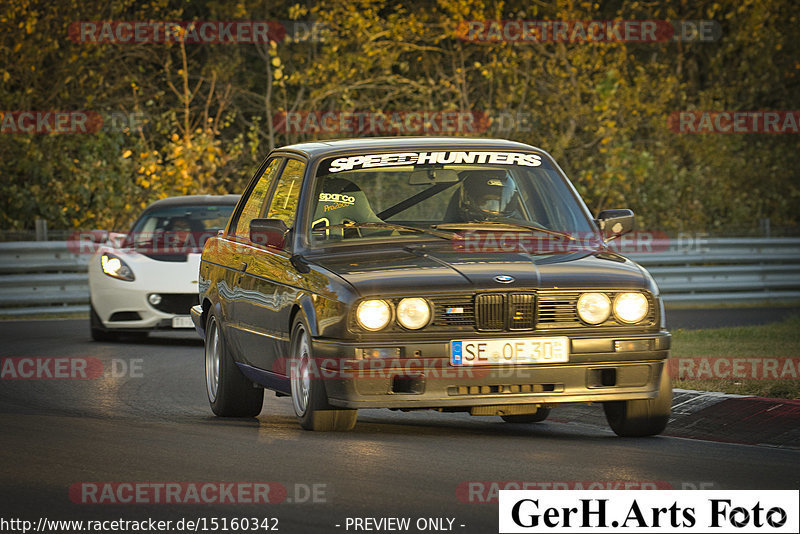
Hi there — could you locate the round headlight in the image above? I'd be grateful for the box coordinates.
[614,292,649,324]
[577,292,611,325]
[396,298,431,330]
[356,299,392,331]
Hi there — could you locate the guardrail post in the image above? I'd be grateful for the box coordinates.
[35,218,48,241]
[760,218,771,238]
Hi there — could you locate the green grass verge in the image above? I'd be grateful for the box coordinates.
[671,315,800,399]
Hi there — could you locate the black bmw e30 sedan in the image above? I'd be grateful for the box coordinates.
[191,137,671,435]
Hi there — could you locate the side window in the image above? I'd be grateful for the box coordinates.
[233,158,284,238]
[266,158,305,227]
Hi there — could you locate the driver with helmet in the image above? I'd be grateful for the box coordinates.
[455,170,522,221]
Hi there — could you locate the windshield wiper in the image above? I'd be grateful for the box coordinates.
[313,221,456,240]
[434,219,577,242]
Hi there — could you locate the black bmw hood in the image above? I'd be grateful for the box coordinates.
[312,247,648,297]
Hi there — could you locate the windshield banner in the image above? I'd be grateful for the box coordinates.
[328,152,542,173]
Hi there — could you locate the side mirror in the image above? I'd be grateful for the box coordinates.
[250,218,289,250]
[596,209,634,240]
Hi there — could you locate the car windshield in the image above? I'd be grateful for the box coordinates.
[124,203,235,253]
[308,150,598,249]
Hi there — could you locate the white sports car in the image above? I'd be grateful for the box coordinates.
[88,195,238,341]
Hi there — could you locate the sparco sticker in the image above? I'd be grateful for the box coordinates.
[318,193,355,204]
[328,151,542,173]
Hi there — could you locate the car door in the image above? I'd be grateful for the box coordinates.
[215,156,285,362]
[236,157,307,373]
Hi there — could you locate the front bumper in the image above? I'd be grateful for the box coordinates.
[91,286,196,331]
[88,250,201,332]
[311,332,670,410]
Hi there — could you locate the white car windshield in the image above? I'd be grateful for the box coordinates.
[125,204,235,252]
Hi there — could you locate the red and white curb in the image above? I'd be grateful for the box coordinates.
[665,389,800,448]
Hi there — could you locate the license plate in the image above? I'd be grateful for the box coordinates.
[451,337,569,366]
[172,316,194,329]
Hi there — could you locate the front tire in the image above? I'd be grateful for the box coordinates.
[603,364,672,437]
[290,317,357,431]
[205,313,263,417]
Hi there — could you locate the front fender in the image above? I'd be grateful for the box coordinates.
[295,293,319,338]
[190,304,204,338]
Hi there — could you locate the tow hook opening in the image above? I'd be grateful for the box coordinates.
[391,375,424,394]
[589,368,617,387]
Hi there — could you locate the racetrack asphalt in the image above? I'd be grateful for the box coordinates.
[0,316,797,532]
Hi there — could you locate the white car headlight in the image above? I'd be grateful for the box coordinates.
[396,298,431,330]
[577,292,611,324]
[614,292,649,324]
[101,253,135,281]
[356,299,392,331]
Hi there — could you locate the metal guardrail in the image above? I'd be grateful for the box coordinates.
[626,237,800,304]
[0,241,91,315]
[0,238,798,316]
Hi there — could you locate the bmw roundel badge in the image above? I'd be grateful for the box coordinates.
[493,275,515,284]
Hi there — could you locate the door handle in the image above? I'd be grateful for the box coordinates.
[240,262,248,272]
